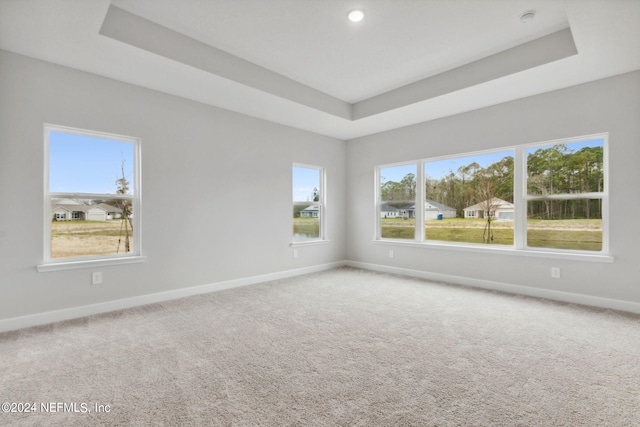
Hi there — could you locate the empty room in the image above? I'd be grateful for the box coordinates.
[1,0,640,425]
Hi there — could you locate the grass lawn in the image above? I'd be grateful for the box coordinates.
[381,217,602,251]
[51,216,602,259]
[51,220,133,258]
[293,217,320,238]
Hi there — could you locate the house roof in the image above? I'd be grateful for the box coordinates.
[97,203,123,213]
[402,200,456,212]
[464,198,514,211]
[380,203,399,212]
[53,204,93,213]
[425,199,456,212]
[52,202,122,214]
[1,1,638,139]
[301,205,319,211]
[54,198,83,206]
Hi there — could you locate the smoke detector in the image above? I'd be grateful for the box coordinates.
[520,10,536,23]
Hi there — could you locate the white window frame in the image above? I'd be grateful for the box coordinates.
[375,161,420,241]
[518,134,609,254]
[374,133,612,263]
[38,124,145,272]
[291,163,327,246]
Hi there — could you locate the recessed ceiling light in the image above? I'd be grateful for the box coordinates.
[520,10,536,23]
[348,10,364,23]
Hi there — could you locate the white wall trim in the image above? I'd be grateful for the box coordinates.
[346,260,640,315]
[4,259,638,333]
[0,261,346,333]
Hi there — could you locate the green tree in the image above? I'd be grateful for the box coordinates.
[381,173,416,207]
[526,144,603,219]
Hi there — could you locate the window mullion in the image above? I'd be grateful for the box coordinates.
[375,167,382,240]
[415,161,424,242]
[49,193,134,200]
[514,146,526,249]
[321,167,326,240]
[527,192,603,201]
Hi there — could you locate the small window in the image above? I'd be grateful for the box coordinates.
[292,164,324,242]
[526,137,605,252]
[378,164,417,239]
[44,125,141,262]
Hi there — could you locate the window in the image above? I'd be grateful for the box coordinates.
[44,124,141,264]
[424,151,514,245]
[378,164,417,239]
[525,138,605,252]
[375,134,608,257]
[292,164,325,242]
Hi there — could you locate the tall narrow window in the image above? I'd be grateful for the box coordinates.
[44,125,141,262]
[525,137,605,251]
[424,151,514,245]
[378,164,417,239]
[292,164,324,242]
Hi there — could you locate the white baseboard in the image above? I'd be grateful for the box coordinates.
[3,259,637,333]
[0,261,346,333]
[346,260,640,314]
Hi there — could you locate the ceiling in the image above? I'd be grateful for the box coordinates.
[1,0,639,140]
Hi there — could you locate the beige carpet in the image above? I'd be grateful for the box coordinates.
[1,267,639,426]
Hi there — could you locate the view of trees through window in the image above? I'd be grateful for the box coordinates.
[377,136,605,252]
[526,139,604,251]
[379,164,416,239]
[425,151,514,245]
[292,165,322,241]
[47,127,138,260]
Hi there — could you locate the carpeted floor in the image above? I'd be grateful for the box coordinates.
[1,267,639,426]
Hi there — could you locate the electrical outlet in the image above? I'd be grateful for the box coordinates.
[293,249,298,258]
[551,267,561,279]
[92,272,103,285]
[389,250,394,258]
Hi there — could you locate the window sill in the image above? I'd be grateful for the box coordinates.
[290,239,330,248]
[372,239,614,263]
[37,256,147,272]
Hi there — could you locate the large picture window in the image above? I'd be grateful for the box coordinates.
[292,164,325,242]
[43,125,141,264]
[424,151,514,245]
[375,134,608,256]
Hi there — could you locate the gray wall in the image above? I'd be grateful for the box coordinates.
[0,50,346,320]
[2,47,639,324]
[346,70,640,306]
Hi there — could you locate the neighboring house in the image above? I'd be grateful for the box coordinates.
[380,203,400,218]
[400,199,457,219]
[300,205,320,218]
[464,197,514,220]
[52,199,123,221]
[425,199,457,219]
[99,203,124,220]
[399,204,415,219]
